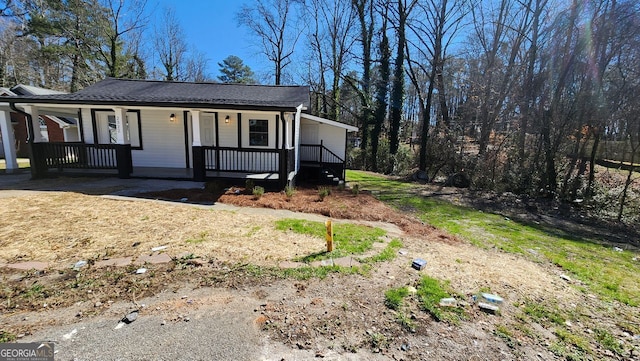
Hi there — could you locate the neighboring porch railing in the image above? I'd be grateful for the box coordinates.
[30,142,132,178]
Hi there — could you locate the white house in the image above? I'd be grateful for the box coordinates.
[7,78,357,187]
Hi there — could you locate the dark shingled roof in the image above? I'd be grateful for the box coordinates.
[9,78,310,110]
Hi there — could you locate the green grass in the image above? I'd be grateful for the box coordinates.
[346,170,415,193]
[416,276,464,322]
[245,226,261,237]
[346,170,640,306]
[396,311,416,332]
[495,324,520,349]
[594,328,624,355]
[24,283,45,299]
[0,330,16,343]
[384,286,409,310]
[363,238,403,263]
[555,328,592,354]
[522,300,566,326]
[185,231,208,244]
[275,219,386,262]
[368,332,389,350]
[0,158,30,170]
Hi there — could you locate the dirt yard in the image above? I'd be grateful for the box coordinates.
[1,176,638,360]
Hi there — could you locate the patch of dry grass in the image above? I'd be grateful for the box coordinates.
[0,192,324,267]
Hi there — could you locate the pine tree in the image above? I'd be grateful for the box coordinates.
[217,55,256,84]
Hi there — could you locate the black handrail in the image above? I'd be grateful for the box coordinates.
[300,144,344,164]
[32,142,119,169]
[202,146,286,173]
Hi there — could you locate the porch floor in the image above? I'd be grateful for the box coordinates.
[48,166,282,181]
[131,167,193,179]
[132,167,281,181]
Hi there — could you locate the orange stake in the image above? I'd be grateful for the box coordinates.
[325,220,334,252]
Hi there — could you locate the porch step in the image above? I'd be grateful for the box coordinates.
[321,169,342,185]
[299,162,345,185]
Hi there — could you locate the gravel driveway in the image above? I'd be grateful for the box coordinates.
[17,282,378,361]
[20,287,267,361]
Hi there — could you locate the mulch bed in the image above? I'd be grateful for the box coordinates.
[138,185,445,239]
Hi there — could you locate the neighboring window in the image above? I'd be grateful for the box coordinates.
[38,116,49,142]
[249,119,269,146]
[93,110,142,149]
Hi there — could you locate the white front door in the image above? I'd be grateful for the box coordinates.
[201,114,215,146]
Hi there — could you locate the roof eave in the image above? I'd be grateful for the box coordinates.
[301,113,359,132]
[7,98,304,112]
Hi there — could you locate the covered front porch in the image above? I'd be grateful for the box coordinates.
[8,78,357,188]
[29,141,296,186]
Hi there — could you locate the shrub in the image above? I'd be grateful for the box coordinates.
[351,183,360,195]
[284,185,295,200]
[245,179,255,193]
[318,186,331,201]
[253,186,264,200]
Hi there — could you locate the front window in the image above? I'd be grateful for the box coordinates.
[93,110,142,149]
[249,119,269,146]
[107,115,117,144]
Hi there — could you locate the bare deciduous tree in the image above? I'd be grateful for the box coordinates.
[238,0,303,85]
[304,0,356,121]
[406,0,467,174]
[350,0,375,160]
[99,0,148,78]
[388,0,416,166]
[153,7,187,81]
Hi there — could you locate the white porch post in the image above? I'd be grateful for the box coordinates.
[23,106,43,142]
[110,107,132,178]
[191,110,202,146]
[0,110,18,171]
[190,110,206,181]
[112,107,130,144]
[294,104,303,173]
[284,114,291,149]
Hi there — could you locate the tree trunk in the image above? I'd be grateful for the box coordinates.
[371,10,390,172]
[541,112,557,196]
[418,78,435,171]
[585,130,601,199]
[618,155,637,221]
[388,0,411,164]
[560,129,583,199]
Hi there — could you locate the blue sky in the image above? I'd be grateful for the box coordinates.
[154,1,265,79]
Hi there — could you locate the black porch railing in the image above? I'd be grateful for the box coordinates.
[203,147,281,173]
[300,143,344,164]
[300,142,346,180]
[193,146,295,187]
[30,142,132,178]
